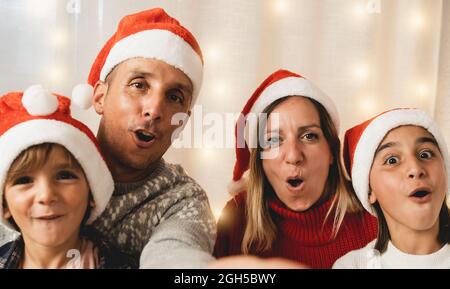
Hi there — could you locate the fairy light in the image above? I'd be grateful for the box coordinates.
[51,28,69,48]
[354,64,369,80]
[48,65,66,84]
[206,46,221,62]
[412,13,424,29]
[359,98,377,115]
[213,207,223,221]
[274,0,288,14]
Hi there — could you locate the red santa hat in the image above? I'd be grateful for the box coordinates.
[0,85,114,230]
[343,108,450,215]
[72,8,203,109]
[228,69,340,195]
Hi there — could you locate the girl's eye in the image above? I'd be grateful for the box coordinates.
[12,176,33,186]
[56,171,78,180]
[419,150,433,159]
[384,156,399,165]
[303,132,318,141]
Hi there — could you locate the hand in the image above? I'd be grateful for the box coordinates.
[208,255,309,269]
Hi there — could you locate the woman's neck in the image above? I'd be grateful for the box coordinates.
[21,233,82,269]
[387,218,442,255]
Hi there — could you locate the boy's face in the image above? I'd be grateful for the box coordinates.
[3,146,90,247]
[93,57,192,181]
[369,125,447,233]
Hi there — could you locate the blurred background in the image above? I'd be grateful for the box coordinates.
[0,0,449,230]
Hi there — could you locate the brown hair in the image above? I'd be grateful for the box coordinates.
[242,96,363,254]
[3,143,92,229]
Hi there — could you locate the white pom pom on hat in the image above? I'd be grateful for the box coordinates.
[71,84,94,109]
[22,84,58,116]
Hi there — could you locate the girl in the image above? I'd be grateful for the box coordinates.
[334,108,450,268]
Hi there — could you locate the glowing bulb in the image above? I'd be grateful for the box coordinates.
[215,82,226,96]
[274,0,288,13]
[48,66,66,84]
[359,98,377,114]
[354,3,365,17]
[412,14,424,29]
[206,46,221,62]
[354,65,369,80]
[214,208,223,221]
[51,28,69,48]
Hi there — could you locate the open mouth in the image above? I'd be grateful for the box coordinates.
[287,178,303,188]
[135,130,155,143]
[409,189,431,199]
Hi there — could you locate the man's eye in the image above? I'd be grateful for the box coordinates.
[168,94,184,104]
[130,81,147,90]
[12,176,33,186]
[56,171,78,180]
[384,156,399,165]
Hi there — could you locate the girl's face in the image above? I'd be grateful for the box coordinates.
[3,146,90,248]
[369,125,447,232]
[262,96,333,212]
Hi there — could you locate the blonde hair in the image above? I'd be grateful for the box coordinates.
[242,96,363,254]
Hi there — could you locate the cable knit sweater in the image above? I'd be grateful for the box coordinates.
[93,158,217,268]
[214,192,377,269]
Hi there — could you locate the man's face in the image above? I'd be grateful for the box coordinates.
[94,58,192,180]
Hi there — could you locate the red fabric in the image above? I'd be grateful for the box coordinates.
[214,192,378,269]
[0,92,103,157]
[232,69,302,183]
[87,8,203,86]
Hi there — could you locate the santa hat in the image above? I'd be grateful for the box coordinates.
[0,85,114,230]
[343,108,450,215]
[72,8,203,109]
[228,69,340,195]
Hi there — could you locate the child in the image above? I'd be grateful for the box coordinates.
[0,85,136,268]
[333,108,450,268]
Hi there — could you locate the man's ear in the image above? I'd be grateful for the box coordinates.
[93,80,108,115]
[3,206,11,220]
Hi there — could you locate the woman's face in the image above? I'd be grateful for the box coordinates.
[262,96,333,211]
[369,125,447,233]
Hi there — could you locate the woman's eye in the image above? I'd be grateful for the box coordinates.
[303,133,318,141]
[12,176,33,186]
[419,150,433,159]
[56,171,78,180]
[266,137,281,147]
[384,156,399,165]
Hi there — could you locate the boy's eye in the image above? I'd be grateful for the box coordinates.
[419,150,433,159]
[12,176,33,186]
[384,156,399,165]
[56,171,78,180]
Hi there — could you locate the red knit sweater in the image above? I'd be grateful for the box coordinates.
[214,192,378,269]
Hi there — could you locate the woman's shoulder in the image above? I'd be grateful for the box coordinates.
[332,239,377,269]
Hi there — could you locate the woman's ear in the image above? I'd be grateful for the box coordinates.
[369,191,377,205]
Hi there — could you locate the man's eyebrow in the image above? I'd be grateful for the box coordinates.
[375,141,397,155]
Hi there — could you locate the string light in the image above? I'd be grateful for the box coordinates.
[51,28,69,48]
[412,13,424,29]
[206,46,221,62]
[359,98,377,116]
[48,65,66,84]
[354,64,369,80]
[213,207,223,221]
[274,0,288,14]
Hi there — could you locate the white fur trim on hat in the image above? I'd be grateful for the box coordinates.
[351,109,450,215]
[22,85,58,116]
[244,76,340,145]
[0,119,114,230]
[71,84,94,109]
[100,29,203,106]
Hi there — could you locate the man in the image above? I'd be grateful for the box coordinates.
[72,8,216,268]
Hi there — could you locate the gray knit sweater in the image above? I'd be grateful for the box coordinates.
[92,158,217,268]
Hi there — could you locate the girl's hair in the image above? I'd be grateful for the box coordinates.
[241,96,363,254]
[3,143,92,229]
[373,199,450,253]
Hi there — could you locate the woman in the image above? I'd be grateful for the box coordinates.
[214,69,377,268]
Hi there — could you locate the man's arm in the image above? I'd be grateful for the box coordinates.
[139,188,217,268]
